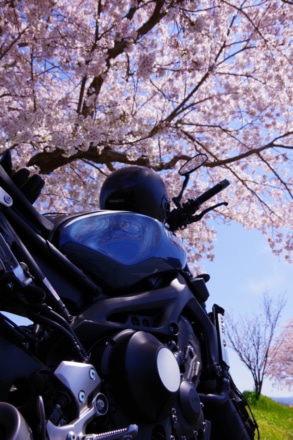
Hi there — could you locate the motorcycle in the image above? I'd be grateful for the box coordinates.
[0,151,258,439]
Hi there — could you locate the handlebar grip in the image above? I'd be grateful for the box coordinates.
[194,179,230,206]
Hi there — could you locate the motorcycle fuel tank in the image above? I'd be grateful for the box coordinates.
[54,211,187,293]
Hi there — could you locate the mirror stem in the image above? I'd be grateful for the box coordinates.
[172,174,190,208]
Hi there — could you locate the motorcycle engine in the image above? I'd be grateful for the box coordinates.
[91,316,205,439]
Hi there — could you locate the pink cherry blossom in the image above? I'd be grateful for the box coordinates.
[267,318,293,391]
[0,0,293,266]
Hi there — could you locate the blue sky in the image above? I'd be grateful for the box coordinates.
[201,221,293,398]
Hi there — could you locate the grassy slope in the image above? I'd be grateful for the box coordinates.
[244,392,293,440]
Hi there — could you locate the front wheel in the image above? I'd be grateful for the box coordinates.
[202,379,259,440]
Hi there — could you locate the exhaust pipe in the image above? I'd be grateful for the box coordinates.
[0,402,32,440]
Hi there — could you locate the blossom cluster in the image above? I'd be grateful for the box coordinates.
[0,0,293,266]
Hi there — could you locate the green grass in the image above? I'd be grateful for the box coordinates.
[243,392,293,440]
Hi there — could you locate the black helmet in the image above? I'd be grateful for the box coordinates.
[100,166,170,222]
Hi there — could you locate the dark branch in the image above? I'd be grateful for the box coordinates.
[27,144,190,174]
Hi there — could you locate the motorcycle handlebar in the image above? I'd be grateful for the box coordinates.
[166,179,230,231]
[193,179,230,208]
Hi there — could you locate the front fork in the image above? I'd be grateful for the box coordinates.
[212,304,230,369]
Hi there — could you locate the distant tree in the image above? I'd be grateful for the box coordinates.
[266,318,293,391]
[1,1,293,265]
[226,293,286,398]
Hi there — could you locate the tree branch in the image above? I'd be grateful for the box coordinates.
[27,144,191,174]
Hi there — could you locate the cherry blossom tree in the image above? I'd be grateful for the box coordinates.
[266,318,293,391]
[1,0,293,263]
[226,293,286,398]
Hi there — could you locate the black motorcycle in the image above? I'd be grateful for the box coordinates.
[0,151,258,439]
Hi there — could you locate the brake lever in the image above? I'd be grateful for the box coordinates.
[186,202,228,226]
[166,201,228,231]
